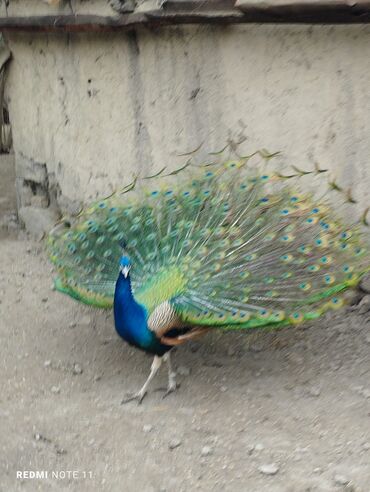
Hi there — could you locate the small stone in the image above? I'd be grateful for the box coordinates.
[309,386,321,397]
[44,360,51,367]
[313,467,322,474]
[41,297,48,303]
[72,363,83,375]
[227,347,235,356]
[255,443,264,451]
[177,366,190,376]
[51,385,60,394]
[361,389,370,399]
[247,445,255,455]
[249,342,264,353]
[168,439,182,450]
[333,474,350,485]
[143,425,153,433]
[365,334,370,345]
[360,273,370,294]
[93,374,102,382]
[362,442,370,450]
[358,295,370,314]
[201,446,213,457]
[258,463,279,476]
[69,322,76,329]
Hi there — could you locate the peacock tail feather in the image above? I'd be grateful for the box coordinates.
[47,150,370,331]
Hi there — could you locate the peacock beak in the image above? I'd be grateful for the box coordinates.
[121,266,130,278]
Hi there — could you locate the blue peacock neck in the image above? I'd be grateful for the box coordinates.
[114,272,135,304]
[113,272,154,349]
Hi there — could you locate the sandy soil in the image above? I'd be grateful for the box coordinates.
[0,233,369,492]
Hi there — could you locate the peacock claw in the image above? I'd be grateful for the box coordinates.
[162,382,179,399]
[121,391,147,405]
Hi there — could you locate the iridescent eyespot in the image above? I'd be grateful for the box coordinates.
[324,275,335,285]
[280,254,293,262]
[68,243,76,253]
[289,312,304,323]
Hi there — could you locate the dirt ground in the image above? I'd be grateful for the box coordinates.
[0,230,370,492]
[1,154,370,492]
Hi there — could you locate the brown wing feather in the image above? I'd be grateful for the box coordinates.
[160,327,210,346]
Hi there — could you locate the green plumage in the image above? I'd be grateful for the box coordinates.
[48,156,369,331]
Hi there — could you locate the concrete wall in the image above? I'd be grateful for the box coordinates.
[4,25,370,230]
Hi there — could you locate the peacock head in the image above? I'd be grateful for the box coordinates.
[119,255,131,278]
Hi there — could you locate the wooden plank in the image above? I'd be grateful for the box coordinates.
[0,1,370,32]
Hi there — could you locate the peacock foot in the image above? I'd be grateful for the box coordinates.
[154,381,179,399]
[162,381,178,400]
[121,390,147,405]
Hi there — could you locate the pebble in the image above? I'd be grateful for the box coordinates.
[333,474,350,485]
[41,297,48,303]
[360,273,370,293]
[255,443,264,451]
[309,386,321,397]
[361,388,370,399]
[93,374,102,382]
[168,439,182,450]
[247,445,255,455]
[51,385,60,394]
[249,342,264,353]
[365,334,370,344]
[201,446,213,457]
[177,366,190,376]
[363,442,370,450]
[69,322,76,329]
[143,425,153,433]
[72,363,83,375]
[44,360,51,368]
[258,463,279,476]
[358,295,370,314]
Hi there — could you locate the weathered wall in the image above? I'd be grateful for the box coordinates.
[4,25,370,229]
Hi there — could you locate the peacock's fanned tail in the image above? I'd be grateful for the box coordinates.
[47,153,370,330]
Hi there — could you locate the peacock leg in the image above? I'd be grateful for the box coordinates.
[162,351,177,399]
[121,355,163,404]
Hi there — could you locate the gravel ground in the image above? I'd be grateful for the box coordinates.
[1,235,370,492]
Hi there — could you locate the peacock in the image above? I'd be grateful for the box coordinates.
[47,149,370,403]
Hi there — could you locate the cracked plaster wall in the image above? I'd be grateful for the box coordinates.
[3,25,370,227]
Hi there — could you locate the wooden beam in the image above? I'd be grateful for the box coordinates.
[0,1,370,32]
